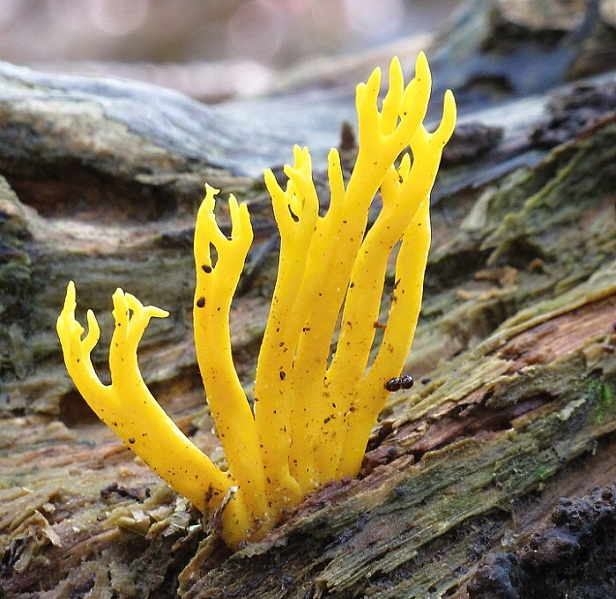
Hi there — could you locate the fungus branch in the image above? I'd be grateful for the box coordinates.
[56,283,235,514]
[193,185,271,531]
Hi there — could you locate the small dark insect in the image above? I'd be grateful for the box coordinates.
[385,375,414,392]
[400,375,414,389]
[385,378,401,392]
[196,297,206,308]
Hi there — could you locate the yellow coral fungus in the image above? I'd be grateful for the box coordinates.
[57,53,456,549]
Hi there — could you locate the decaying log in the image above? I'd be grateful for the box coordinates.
[1,4,616,596]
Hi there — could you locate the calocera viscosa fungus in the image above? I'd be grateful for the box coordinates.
[56,53,457,549]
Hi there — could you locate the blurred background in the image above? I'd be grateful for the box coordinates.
[0,0,463,101]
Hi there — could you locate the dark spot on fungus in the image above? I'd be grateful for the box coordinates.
[128,437,135,444]
[196,297,206,308]
[202,264,212,273]
[279,371,286,380]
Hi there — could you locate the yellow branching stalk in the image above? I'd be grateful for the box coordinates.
[57,53,456,549]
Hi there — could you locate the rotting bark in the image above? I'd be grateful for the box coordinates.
[1,7,616,598]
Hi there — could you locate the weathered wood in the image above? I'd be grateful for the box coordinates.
[1,2,616,596]
[175,114,616,597]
